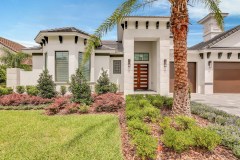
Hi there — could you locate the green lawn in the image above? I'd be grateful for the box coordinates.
[0,111,123,160]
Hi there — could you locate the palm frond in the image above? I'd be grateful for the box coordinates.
[190,0,223,30]
[83,0,158,64]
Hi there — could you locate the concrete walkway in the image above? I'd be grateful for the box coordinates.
[191,94,240,117]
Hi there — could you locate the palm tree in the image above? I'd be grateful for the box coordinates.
[0,48,31,70]
[84,0,223,116]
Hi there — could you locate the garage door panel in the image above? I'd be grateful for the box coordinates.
[214,62,240,93]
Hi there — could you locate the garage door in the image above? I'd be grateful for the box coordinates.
[214,62,240,93]
[170,62,196,93]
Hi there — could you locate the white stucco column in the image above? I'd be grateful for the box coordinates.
[203,54,214,94]
[123,39,134,95]
[159,39,170,96]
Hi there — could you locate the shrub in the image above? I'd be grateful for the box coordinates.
[59,103,79,115]
[79,104,89,114]
[93,93,124,112]
[127,118,151,134]
[163,97,173,109]
[0,94,52,106]
[130,130,158,160]
[45,98,69,115]
[161,128,195,153]
[95,69,118,94]
[60,86,67,96]
[69,68,92,105]
[192,127,221,151]
[37,70,56,99]
[215,115,228,125]
[175,115,197,130]
[0,87,9,96]
[142,106,161,121]
[16,86,25,94]
[0,65,6,85]
[26,86,39,96]
[159,117,172,130]
[6,87,13,94]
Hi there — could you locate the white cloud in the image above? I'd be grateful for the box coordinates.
[14,40,38,48]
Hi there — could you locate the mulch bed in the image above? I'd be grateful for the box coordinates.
[118,107,238,160]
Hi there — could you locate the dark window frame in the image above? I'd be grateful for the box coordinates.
[113,60,121,74]
[134,53,149,61]
[55,51,69,82]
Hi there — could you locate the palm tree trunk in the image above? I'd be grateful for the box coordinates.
[171,0,191,116]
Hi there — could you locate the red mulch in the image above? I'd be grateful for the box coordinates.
[117,107,238,160]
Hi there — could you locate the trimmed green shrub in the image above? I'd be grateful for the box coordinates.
[60,86,67,96]
[163,96,173,109]
[0,65,6,85]
[127,118,151,134]
[95,69,118,94]
[215,115,228,125]
[37,70,56,99]
[192,127,221,151]
[159,116,172,130]
[130,130,158,160]
[26,86,39,96]
[0,87,8,96]
[79,104,89,114]
[161,128,195,153]
[16,86,25,94]
[69,68,92,105]
[6,87,13,94]
[175,115,196,130]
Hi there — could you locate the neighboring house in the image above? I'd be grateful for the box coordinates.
[6,13,240,95]
[0,37,25,57]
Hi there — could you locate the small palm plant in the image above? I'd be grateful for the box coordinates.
[84,0,223,116]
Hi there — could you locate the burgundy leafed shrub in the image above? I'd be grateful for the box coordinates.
[0,94,52,106]
[93,93,124,112]
[45,97,82,115]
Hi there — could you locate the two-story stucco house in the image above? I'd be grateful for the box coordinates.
[6,13,240,95]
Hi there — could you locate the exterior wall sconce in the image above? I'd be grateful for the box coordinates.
[156,21,159,29]
[135,21,138,29]
[164,59,167,68]
[238,53,240,59]
[59,36,63,44]
[208,61,212,68]
[207,52,211,59]
[218,52,222,59]
[84,39,87,46]
[125,21,128,29]
[146,21,149,29]
[166,22,170,29]
[227,52,232,59]
[128,59,131,68]
[199,53,204,59]
[121,23,124,30]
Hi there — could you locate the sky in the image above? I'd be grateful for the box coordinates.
[0,0,239,47]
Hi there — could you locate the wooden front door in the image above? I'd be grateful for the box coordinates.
[134,64,149,90]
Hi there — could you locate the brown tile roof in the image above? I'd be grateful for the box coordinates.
[96,40,123,52]
[39,27,90,36]
[0,37,25,52]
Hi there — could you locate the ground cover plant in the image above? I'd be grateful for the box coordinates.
[191,102,240,158]
[0,111,123,160]
[0,94,52,106]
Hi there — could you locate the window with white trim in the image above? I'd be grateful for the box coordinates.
[55,51,69,82]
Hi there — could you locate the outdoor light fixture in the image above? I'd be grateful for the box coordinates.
[227,52,232,59]
[199,53,204,59]
[84,39,87,46]
[121,23,124,30]
[207,52,211,59]
[218,52,222,59]
[125,21,128,29]
[238,53,240,59]
[164,59,167,68]
[167,22,170,29]
[128,59,131,68]
[208,61,212,68]
[146,21,149,29]
[156,21,159,29]
[135,21,138,29]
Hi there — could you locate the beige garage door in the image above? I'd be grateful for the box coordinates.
[214,62,240,93]
[170,62,196,93]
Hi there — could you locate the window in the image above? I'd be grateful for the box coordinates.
[113,60,121,74]
[55,51,69,82]
[79,52,90,81]
[134,53,149,61]
[45,52,47,70]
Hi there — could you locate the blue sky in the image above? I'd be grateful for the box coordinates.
[0,0,239,47]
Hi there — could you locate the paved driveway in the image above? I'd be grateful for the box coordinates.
[191,94,240,117]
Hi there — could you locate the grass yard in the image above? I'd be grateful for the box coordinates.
[0,111,123,160]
